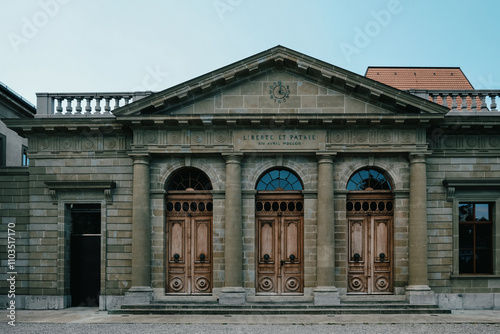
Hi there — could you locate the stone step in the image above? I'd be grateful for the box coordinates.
[150,296,219,305]
[119,302,439,310]
[341,295,409,304]
[109,306,450,315]
[247,295,314,304]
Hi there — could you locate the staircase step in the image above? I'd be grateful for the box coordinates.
[119,303,439,310]
[109,306,450,315]
[111,293,451,315]
[341,295,409,304]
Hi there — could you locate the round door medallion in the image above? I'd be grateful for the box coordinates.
[269,81,290,103]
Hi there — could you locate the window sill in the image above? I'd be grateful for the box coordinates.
[451,274,500,279]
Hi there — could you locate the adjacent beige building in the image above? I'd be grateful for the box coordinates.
[1,46,499,310]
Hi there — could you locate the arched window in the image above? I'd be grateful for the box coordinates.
[167,168,212,191]
[347,168,391,191]
[256,168,303,191]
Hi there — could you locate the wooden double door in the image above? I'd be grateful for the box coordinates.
[347,192,394,294]
[166,192,213,294]
[256,192,304,295]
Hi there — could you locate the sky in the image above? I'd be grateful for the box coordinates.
[1,0,500,106]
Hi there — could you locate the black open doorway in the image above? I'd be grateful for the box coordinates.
[70,204,101,306]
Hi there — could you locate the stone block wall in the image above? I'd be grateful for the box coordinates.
[0,168,29,308]
[427,156,500,295]
[23,132,133,307]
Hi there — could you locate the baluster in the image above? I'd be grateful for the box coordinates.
[66,97,73,114]
[450,93,458,111]
[489,94,497,111]
[75,97,83,115]
[461,93,468,111]
[479,93,488,111]
[470,93,478,111]
[95,98,102,114]
[440,93,448,108]
[114,97,121,110]
[428,93,435,104]
[124,96,131,105]
[85,97,93,114]
[104,97,111,114]
[55,98,63,115]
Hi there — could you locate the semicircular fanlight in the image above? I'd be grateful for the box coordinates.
[347,168,391,191]
[167,168,212,191]
[256,169,303,191]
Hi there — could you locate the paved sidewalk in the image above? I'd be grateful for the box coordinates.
[2,307,500,324]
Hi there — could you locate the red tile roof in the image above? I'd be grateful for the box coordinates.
[365,67,474,90]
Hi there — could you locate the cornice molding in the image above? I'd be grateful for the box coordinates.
[443,178,500,201]
[44,181,116,205]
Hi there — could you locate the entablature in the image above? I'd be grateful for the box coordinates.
[128,126,427,155]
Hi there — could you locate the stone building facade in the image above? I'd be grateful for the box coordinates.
[1,46,499,310]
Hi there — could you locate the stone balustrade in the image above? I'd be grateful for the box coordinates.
[35,92,152,117]
[35,89,500,117]
[409,90,500,112]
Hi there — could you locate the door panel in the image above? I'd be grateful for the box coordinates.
[282,217,302,294]
[259,219,276,264]
[167,218,188,293]
[284,218,299,262]
[373,218,392,293]
[166,193,213,295]
[347,215,393,294]
[257,218,278,293]
[256,192,303,295]
[348,218,368,293]
[193,217,212,293]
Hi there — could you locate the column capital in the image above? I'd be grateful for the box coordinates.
[129,153,151,164]
[409,152,428,164]
[316,153,336,164]
[222,153,243,164]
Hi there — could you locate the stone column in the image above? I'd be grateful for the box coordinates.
[407,153,435,304]
[219,154,246,305]
[314,154,340,305]
[125,154,153,304]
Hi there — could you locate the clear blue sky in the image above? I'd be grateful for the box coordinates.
[1,0,499,105]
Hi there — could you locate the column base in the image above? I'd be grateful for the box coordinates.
[406,285,436,305]
[314,286,341,306]
[124,286,153,305]
[219,287,246,306]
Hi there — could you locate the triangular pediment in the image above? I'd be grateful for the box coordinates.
[114,46,448,120]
